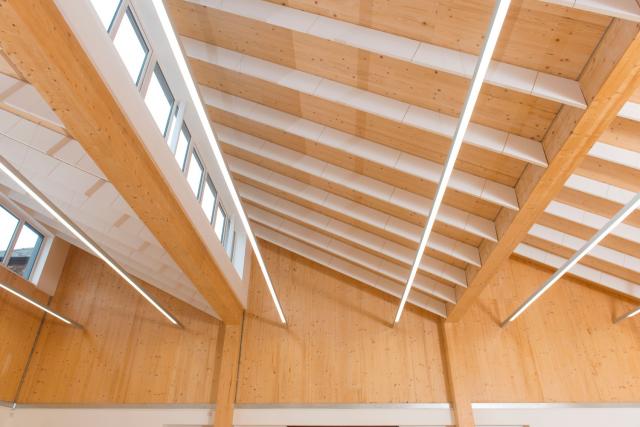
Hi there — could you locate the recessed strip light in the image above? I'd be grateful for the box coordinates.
[0,282,81,327]
[0,156,182,327]
[502,192,640,326]
[394,0,512,324]
[150,0,286,323]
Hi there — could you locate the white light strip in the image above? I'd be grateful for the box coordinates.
[151,0,286,323]
[503,192,640,326]
[0,283,78,326]
[615,305,640,323]
[0,157,181,327]
[394,0,512,324]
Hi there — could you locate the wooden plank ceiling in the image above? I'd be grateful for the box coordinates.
[167,0,640,318]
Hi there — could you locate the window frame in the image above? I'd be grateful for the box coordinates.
[214,204,229,244]
[109,3,152,89]
[0,202,47,281]
[143,63,176,137]
[200,175,218,225]
[185,148,205,199]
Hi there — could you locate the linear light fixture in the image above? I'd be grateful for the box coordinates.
[394,0,512,324]
[0,155,182,327]
[150,0,287,323]
[615,305,640,324]
[502,192,640,326]
[0,282,81,327]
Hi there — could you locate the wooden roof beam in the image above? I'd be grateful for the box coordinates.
[0,0,243,323]
[252,223,447,318]
[203,88,519,211]
[247,203,457,305]
[238,181,468,286]
[184,37,547,167]
[447,19,640,322]
[217,124,496,242]
[227,156,468,288]
[177,0,586,108]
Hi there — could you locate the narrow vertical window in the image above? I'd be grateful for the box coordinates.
[186,151,204,198]
[90,0,121,30]
[201,177,217,224]
[144,65,175,136]
[8,224,44,279]
[113,8,149,85]
[174,125,190,170]
[214,205,227,243]
[0,205,19,263]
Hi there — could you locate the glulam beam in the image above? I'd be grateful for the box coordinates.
[448,19,640,322]
[0,0,243,323]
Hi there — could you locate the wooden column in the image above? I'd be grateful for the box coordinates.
[214,322,243,427]
[448,19,640,322]
[440,321,474,427]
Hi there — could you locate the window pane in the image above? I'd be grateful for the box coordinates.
[186,152,204,197]
[0,205,19,263]
[144,65,175,136]
[226,226,235,258]
[113,9,148,85]
[201,178,217,223]
[8,223,43,279]
[174,125,190,170]
[90,0,120,30]
[214,206,227,242]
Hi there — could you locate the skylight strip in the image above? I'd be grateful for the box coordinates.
[394,0,512,324]
[0,282,80,327]
[503,192,640,325]
[0,155,181,326]
[150,0,286,323]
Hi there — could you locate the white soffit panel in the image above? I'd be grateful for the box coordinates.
[203,87,519,210]
[185,0,586,108]
[217,124,497,241]
[239,182,480,268]
[183,38,547,166]
[541,0,640,22]
[514,243,640,300]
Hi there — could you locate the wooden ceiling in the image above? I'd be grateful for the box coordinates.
[166,0,640,318]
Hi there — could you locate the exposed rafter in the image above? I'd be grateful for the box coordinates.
[172,0,586,107]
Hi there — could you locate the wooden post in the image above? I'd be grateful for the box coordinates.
[440,321,474,427]
[214,322,243,427]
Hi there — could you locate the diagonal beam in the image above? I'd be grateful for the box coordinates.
[447,19,640,322]
[0,0,244,323]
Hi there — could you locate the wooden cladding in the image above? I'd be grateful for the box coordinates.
[15,247,222,404]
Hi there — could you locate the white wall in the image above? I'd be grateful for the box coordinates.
[473,403,640,427]
[1,407,212,427]
[2,404,639,426]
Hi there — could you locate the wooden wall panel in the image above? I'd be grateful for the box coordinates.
[17,247,222,404]
[238,242,640,403]
[447,257,640,402]
[0,266,47,402]
[237,240,449,403]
